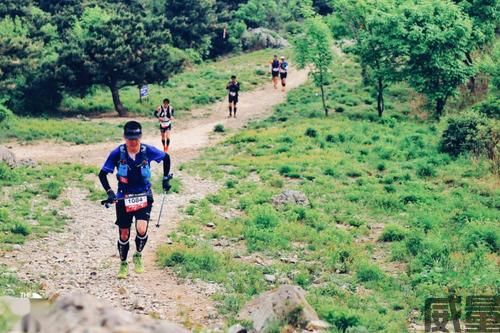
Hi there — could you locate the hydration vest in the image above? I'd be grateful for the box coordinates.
[272,60,280,72]
[158,105,173,122]
[280,61,288,73]
[116,144,151,189]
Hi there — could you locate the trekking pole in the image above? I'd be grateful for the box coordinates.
[156,173,173,228]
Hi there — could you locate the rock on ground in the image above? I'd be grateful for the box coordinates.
[237,285,328,332]
[241,28,289,51]
[17,293,190,333]
[272,190,310,207]
[0,146,16,167]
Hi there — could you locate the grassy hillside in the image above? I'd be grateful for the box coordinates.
[157,54,499,332]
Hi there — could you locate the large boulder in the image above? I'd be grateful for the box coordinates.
[241,28,289,51]
[272,190,310,207]
[14,293,190,333]
[0,146,16,168]
[237,285,329,332]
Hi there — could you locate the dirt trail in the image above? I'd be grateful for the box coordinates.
[2,68,309,329]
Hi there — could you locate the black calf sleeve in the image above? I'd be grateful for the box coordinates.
[117,239,130,261]
[166,139,170,147]
[135,234,148,252]
[161,139,166,146]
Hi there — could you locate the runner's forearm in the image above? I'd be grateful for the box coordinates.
[98,170,112,192]
[163,154,171,177]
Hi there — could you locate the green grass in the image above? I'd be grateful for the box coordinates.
[0,162,99,247]
[157,54,499,332]
[62,49,276,116]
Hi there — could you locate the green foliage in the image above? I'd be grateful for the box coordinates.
[58,4,185,116]
[305,128,318,138]
[346,1,404,117]
[214,123,225,133]
[399,0,475,117]
[0,163,97,248]
[163,0,216,55]
[294,16,334,115]
[356,262,384,282]
[379,224,407,242]
[473,96,499,119]
[440,112,498,158]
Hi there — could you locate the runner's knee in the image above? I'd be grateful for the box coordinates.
[119,228,130,242]
[136,220,148,236]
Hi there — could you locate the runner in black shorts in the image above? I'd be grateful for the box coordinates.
[270,55,280,89]
[99,121,172,279]
[154,98,175,152]
[226,75,240,118]
[279,56,288,92]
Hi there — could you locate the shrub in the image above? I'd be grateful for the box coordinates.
[249,205,280,229]
[305,128,318,138]
[323,309,360,332]
[416,164,436,178]
[380,224,407,242]
[41,180,64,199]
[356,263,384,282]
[325,134,335,142]
[279,165,292,175]
[213,124,225,132]
[462,224,499,253]
[0,104,13,123]
[10,222,31,236]
[440,112,497,158]
[335,106,345,113]
[473,97,499,120]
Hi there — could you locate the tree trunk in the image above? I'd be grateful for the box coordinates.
[377,77,384,117]
[465,52,476,93]
[436,97,446,120]
[109,82,128,117]
[320,84,328,117]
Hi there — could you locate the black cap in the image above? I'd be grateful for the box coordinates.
[124,121,142,139]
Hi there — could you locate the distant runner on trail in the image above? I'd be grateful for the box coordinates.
[270,54,280,89]
[226,75,240,118]
[279,56,288,92]
[154,98,175,153]
[99,121,172,279]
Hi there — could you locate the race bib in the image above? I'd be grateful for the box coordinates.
[229,91,236,96]
[272,67,279,72]
[160,120,171,128]
[124,195,147,213]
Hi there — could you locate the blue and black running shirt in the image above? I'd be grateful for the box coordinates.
[101,144,165,197]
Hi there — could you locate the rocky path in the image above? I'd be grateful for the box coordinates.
[2,68,309,330]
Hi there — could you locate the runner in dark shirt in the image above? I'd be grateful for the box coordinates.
[226,75,240,118]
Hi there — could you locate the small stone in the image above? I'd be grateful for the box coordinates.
[206,223,215,228]
[166,238,173,245]
[306,320,331,331]
[30,293,43,299]
[228,324,248,333]
[264,274,276,283]
[12,244,22,251]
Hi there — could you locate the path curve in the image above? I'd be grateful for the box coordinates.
[2,68,309,329]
